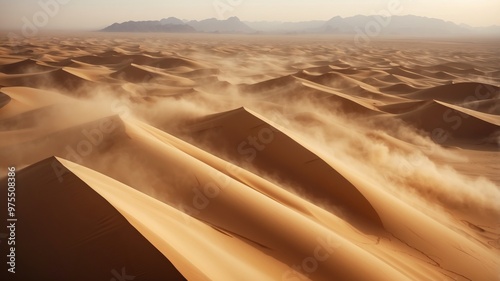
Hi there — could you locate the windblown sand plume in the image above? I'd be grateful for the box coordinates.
[0,33,499,281]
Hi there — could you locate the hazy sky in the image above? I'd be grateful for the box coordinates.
[1,0,499,31]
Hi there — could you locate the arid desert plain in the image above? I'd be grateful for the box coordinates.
[0,33,499,280]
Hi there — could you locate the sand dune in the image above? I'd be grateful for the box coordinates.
[153,57,209,70]
[0,157,186,281]
[399,100,500,145]
[461,98,500,115]
[380,83,420,94]
[113,63,197,87]
[111,63,165,83]
[377,100,428,114]
[241,75,299,93]
[0,92,10,108]
[185,107,383,229]
[0,68,96,93]
[405,82,500,103]
[0,58,55,74]
[0,33,499,281]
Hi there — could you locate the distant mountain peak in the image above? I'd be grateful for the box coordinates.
[329,16,343,21]
[101,15,500,36]
[187,16,254,33]
[101,19,195,33]
[160,17,184,25]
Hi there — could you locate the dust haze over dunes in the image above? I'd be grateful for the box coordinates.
[0,33,499,281]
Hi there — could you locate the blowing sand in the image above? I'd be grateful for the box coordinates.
[0,33,499,281]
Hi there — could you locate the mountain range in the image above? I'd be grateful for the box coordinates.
[101,15,500,36]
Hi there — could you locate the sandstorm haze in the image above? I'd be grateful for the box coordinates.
[0,1,499,281]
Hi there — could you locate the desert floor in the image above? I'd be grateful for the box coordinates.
[0,33,499,281]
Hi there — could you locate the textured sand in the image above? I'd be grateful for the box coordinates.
[0,33,499,281]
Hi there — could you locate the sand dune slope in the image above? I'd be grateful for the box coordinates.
[185,107,383,229]
[0,157,187,281]
[399,100,500,145]
[405,82,500,103]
